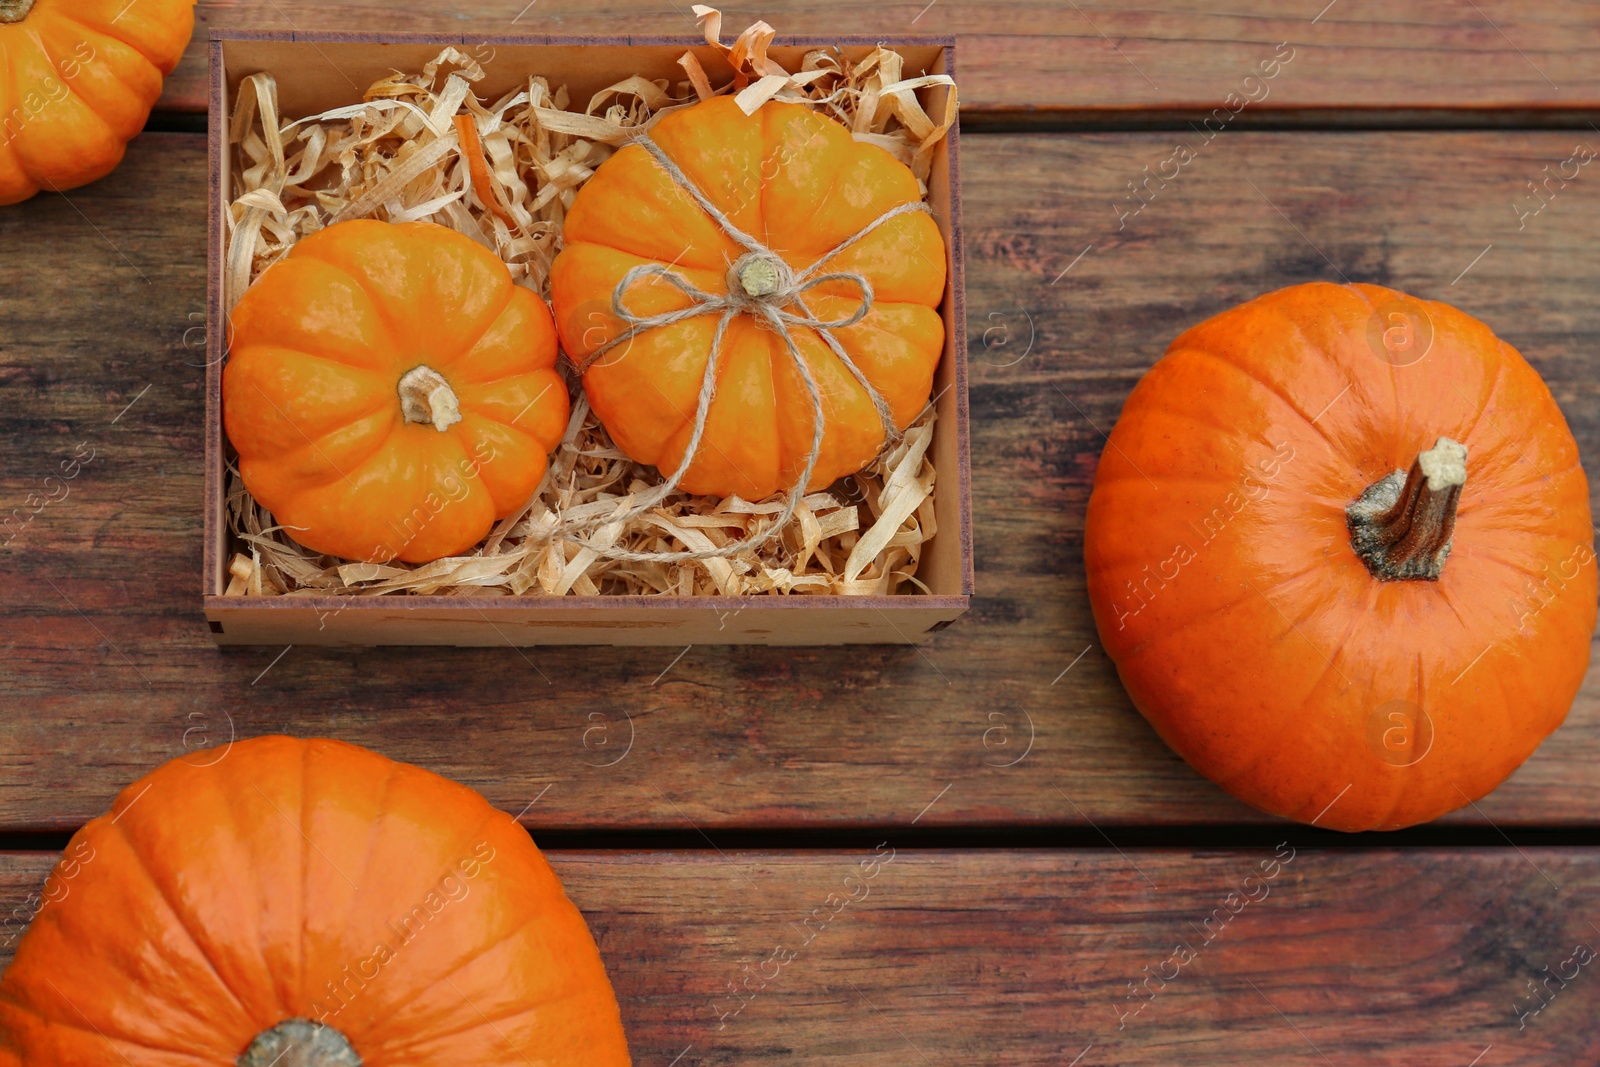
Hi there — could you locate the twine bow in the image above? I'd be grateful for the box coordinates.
[561,134,932,564]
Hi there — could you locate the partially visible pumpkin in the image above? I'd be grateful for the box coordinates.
[0,0,195,205]
[0,736,633,1066]
[224,219,570,564]
[549,95,946,501]
[1085,282,1596,832]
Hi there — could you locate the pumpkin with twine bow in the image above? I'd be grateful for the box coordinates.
[549,95,947,527]
[0,736,632,1066]
[1085,282,1596,832]
[224,219,570,564]
[0,0,195,205]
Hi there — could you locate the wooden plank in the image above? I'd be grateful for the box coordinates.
[153,1,1600,118]
[2,848,1598,1063]
[3,128,1599,831]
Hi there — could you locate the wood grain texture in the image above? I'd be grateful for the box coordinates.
[154,1,1600,118]
[1,848,1598,1065]
[2,127,1599,831]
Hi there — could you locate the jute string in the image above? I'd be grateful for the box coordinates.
[559,134,932,563]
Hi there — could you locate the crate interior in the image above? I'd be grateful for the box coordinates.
[209,37,968,604]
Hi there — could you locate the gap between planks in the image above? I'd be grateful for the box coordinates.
[144,106,1600,136]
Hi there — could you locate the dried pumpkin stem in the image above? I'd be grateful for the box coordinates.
[238,1019,361,1067]
[737,255,783,298]
[1347,436,1468,581]
[0,0,35,22]
[725,250,799,307]
[398,364,462,432]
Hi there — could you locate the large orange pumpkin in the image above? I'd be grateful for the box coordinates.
[549,95,946,501]
[0,0,194,205]
[224,219,570,564]
[0,736,632,1066]
[1085,282,1596,832]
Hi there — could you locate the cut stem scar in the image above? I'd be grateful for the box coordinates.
[738,255,783,298]
[0,0,36,22]
[238,1020,362,1067]
[398,364,462,432]
[1347,436,1467,582]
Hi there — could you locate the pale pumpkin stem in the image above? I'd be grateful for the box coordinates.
[238,1020,361,1067]
[738,256,782,297]
[729,251,794,304]
[397,364,462,432]
[1347,436,1468,581]
[0,0,36,22]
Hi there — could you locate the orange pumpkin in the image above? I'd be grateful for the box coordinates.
[224,219,570,564]
[0,0,195,205]
[549,95,946,501]
[1085,282,1596,832]
[0,736,632,1066]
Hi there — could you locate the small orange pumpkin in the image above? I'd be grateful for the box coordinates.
[549,95,946,501]
[0,0,195,205]
[224,219,570,564]
[0,736,632,1066]
[1085,282,1596,832]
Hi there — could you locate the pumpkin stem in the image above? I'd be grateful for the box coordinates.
[738,256,782,298]
[1347,436,1468,581]
[0,0,36,22]
[398,364,462,432]
[238,1020,361,1067]
[729,251,794,304]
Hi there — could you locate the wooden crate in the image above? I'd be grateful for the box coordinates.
[202,33,972,646]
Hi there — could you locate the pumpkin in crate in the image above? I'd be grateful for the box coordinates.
[224,219,570,564]
[1085,282,1596,832]
[550,95,946,501]
[0,0,195,205]
[0,736,632,1066]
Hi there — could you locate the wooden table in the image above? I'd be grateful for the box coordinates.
[3,2,1599,1063]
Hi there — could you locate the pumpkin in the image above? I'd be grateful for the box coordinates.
[549,95,946,501]
[224,219,570,564]
[0,736,632,1066]
[1085,282,1596,832]
[0,0,194,205]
